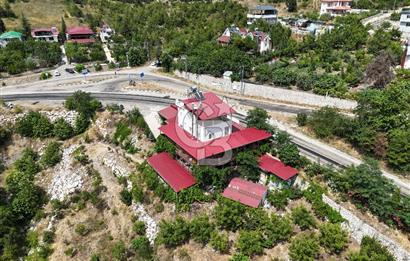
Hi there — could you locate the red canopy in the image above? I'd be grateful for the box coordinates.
[259,154,298,181]
[222,177,267,208]
[159,119,271,160]
[147,152,196,192]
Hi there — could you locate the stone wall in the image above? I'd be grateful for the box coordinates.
[323,195,410,261]
[174,71,357,110]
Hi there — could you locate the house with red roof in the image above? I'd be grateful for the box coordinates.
[157,88,271,165]
[222,177,267,208]
[320,0,352,16]
[31,27,59,42]
[259,154,298,187]
[66,26,95,44]
[217,26,271,53]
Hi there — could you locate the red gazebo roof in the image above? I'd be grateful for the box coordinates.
[222,177,267,208]
[259,154,298,181]
[182,92,236,120]
[147,152,196,192]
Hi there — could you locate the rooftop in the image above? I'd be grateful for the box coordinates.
[181,92,236,120]
[66,26,94,35]
[222,177,267,208]
[0,31,23,40]
[159,118,271,160]
[147,152,196,192]
[158,105,177,120]
[31,27,59,37]
[259,154,298,181]
[254,5,277,11]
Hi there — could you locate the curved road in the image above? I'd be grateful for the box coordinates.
[2,91,410,196]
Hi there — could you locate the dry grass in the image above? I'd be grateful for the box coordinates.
[1,0,81,30]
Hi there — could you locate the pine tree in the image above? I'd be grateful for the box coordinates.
[0,18,6,34]
[61,17,66,41]
[21,13,31,38]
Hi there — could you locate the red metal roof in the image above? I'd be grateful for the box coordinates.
[158,105,177,120]
[222,177,267,208]
[159,119,271,160]
[147,152,196,192]
[67,38,96,44]
[217,35,231,44]
[259,154,298,181]
[66,26,94,35]
[31,27,58,37]
[182,92,236,120]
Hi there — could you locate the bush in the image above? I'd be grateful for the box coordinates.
[16,111,54,138]
[154,135,176,157]
[42,230,55,244]
[133,221,146,235]
[157,217,190,248]
[65,91,102,117]
[296,113,308,126]
[189,215,214,245]
[348,236,394,261]
[291,206,316,230]
[0,126,11,146]
[235,230,264,257]
[74,64,86,73]
[131,185,144,203]
[131,236,152,259]
[75,224,89,236]
[40,72,52,80]
[53,118,73,140]
[74,113,91,135]
[94,63,103,71]
[307,107,349,139]
[111,240,126,260]
[289,233,320,261]
[210,231,229,253]
[263,214,293,246]
[40,141,62,168]
[120,189,132,206]
[319,223,349,254]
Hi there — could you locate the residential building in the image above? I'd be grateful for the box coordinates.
[400,8,410,37]
[99,23,114,43]
[222,177,268,208]
[247,5,278,25]
[0,31,23,47]
[217,26,272,53]
[66,26,95,44]
[320,0,352,16]
[31,27,59,42]
[401,41,410,69]
[157,88,271,165]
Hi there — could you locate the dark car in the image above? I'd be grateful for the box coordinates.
[65,68,75,74]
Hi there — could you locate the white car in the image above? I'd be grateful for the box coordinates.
[54,70,61,77]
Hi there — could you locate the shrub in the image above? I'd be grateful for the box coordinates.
[133,221,146,235]
[131,185,144,203]
[319,223,349,254]
[53,118,73,140]
[40,141,62,168]
[72,145,89,165]
[289,233,320,261]
[65,91,101,117]
[42,230,55,244]
[235,230,264,257]
[263,214,293,246]
[111,240,127,260]
[348,236,394,261]
[189,215,214,245]
[74,64,86,73]
[296,113,308,126]
[210,231,229,253]
[40,72,52,80]
[74,113,91,135]
[94,63,103,71]
[154,135,176,157]
[120,189,132,206]
[75,224,89,236]
[230,253,249,261]
[154,202,164,213]
[157,217,190,248]
[0,126,11,146]
[16,111,54,138]
[291,206,316,230]
[131,236,152,259]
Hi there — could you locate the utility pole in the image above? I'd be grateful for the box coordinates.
[126,53,130,68]
[240,65,244,95]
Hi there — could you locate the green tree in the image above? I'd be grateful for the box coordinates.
[131,236,152,259]
[214,196,248,231]
[40,141,62,168]
[0,126,11,146]
[157,217,190,248]
[61,17,66,41]
[111,240,126,260]
[74,113,91,135]
[387,128,410,173]
[319,223,348,254]
[0,18,6,34]
[65,91,101,117]
[189,215,214,245]
[16,111,54,138]
[53,118,73,140]
[235,230,264,257]
[286,0,297,12]
[289,233,320,261]
[21,13,31,38]
[245,108,272,132]
[349,236,394,261]
[263,214,293,246]
[161,52,173,72]
[210,231,229,253]
[235,151,260,181]
[291,206,316,230]
[127,47,146,66]
[154,135,176,157]
[277,142,301,168]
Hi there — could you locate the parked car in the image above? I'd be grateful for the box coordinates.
[81,69,89,75]
[54,70,61,77]
[65,68,75,74]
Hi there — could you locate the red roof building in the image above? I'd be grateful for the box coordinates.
[259,154,298,181]
[158,105,177,121]
[222,177,267,208]
[147,152,196,192]
[66,26,95,44]
[31,27,59,42]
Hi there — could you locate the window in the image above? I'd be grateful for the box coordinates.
[224,126,230,135]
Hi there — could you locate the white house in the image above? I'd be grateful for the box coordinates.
[320,0,352,16]
[247,5,278,25]
[400,8,410,38]
[217,26,272,53]
[99,24,114,43]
